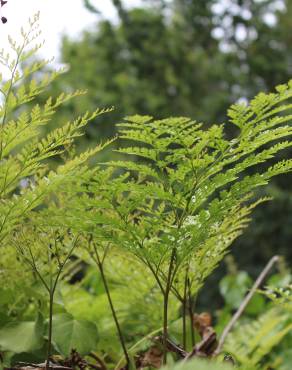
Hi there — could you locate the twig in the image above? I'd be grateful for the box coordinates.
[13,362,72,370]
[183,328,217,362]
[154,336,187,358]
[88,352,107,370]
[214,255,279,355]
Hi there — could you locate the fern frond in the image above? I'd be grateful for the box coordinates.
[224,308,292,366]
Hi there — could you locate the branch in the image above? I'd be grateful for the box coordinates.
[214,255,279,355]
[52,235,79,294]
[27,244,50,292]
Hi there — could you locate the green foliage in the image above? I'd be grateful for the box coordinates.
[0,13,112,250]
[64,252,180,350]
[217,259,292,370]
[261,285,292,311]
[51,313,99,356]
[64,0,292,128]
[46,0,291,288]
[0,14,110,367]
[49,79,292,365]
[24,3,292,318]
[0,314,44,354]
[219,271,253,309]
[224,307,292,368]
[218,259,266,315]
[92,79,292,299]
[0,11,292,370]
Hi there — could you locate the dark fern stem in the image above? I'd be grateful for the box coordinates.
[182,271,188,350]
[187,278,196,347]
[162,248,177,365]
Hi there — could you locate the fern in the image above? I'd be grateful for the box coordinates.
[44,81,292,365]
[0,14,112,248]
[101,82,292,358]
[260,285,292,311]
[2,13,292,368]
[0,15,113,367]
[224,307,292,368]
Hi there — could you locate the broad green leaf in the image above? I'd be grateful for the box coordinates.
[0,313,44,353]
[51,313,99,356]
[219,272,252,309]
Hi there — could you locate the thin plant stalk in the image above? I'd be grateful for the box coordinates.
[187,278,195,347]
[162,248,177,365]
[46,292,54,370]
[45,236,79,370]
[182,271,188,350]
[91,243,130,369]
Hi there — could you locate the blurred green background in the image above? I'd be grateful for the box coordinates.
[36,0,292,304]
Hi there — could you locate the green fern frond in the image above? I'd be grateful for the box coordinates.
[224,308,292,366]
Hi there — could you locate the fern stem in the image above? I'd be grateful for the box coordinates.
[187,278,195,347]
[182,271,188,349]
[93,245,130,369]
[46,292,54,370]
[162,293,169,365]
[162,248,176,364]
[182,299,187,350]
